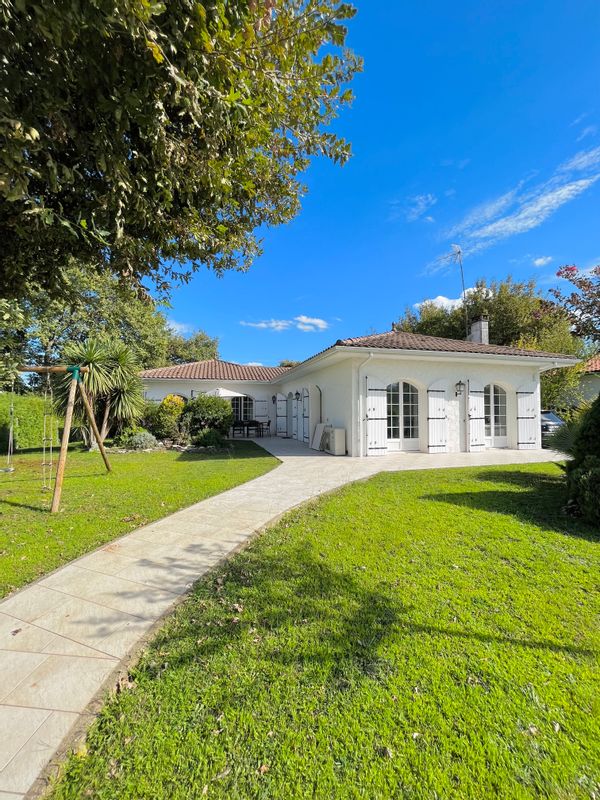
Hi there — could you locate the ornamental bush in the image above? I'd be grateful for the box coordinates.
[180,395,233,437]
[114,426,158,450]
[143,395,185,441]
[565,394,600,524]
[192,429,228,449]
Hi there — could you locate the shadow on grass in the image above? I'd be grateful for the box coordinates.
[175,441,276,463]
[139,539,595,691]
[423,468,598,543]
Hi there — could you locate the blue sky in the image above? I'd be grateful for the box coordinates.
[166,1,600,366]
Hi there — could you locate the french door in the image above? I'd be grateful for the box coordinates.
[484,384,508,448]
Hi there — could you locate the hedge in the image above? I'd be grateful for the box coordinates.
[0,393,60,451]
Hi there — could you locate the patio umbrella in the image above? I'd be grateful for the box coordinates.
[205,388,247,399]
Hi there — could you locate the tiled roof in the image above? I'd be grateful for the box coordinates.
[333,330,577,360]
[584,356,600,373]
[140,359,290,382]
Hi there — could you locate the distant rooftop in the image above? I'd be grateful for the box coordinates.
[140,359,290,382]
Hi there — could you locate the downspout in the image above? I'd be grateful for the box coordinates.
[357,352,373,457]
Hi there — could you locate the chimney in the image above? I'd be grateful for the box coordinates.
[467,316,489,344]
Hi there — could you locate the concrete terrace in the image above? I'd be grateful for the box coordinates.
[0,440,562,798]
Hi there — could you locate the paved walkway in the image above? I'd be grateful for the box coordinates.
[0,441,562,798]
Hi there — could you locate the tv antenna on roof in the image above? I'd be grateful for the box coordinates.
[442,244,469,339]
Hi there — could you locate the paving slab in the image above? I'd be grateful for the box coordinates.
[0,440,562,797]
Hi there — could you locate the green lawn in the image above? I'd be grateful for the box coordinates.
[48,463,599,800]
[0,443,277,596]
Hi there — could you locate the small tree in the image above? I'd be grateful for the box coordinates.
[550,265,600,343]
[180,395,233,437]
[54,339,144,445]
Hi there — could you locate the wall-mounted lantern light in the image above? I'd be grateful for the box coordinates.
[455,380,466,397]
[294,391,301,401]
[271,395,277,404]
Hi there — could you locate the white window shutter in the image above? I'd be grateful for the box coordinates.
[427,381,448,452]
[276,395,287,435]
[517,382,539,449]
[366,377,387,456]
[468,379,486,451]
[254,399,268,420]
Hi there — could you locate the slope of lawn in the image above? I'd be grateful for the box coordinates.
[49,463,599,800]
[0,443,277,596]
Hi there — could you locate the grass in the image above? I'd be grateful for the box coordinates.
[0,443,277,597]
[48,462,599,800]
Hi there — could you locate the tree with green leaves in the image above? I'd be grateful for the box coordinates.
[166,329,219,364]
[0,299,26,387]
[395,277,587,410]
[11,262,219,370]
[550,265,600,344]
[0,0,360,300]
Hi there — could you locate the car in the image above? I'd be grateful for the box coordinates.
[541,410,564,448]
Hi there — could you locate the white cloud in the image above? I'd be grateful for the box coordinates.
[294,315,329,332]
[414,287,479,311]
[168,319,194,336]
[576,125,598,142]
[240,319,292,331]
[240,315,330,333]
[245,361,263,366]
[441,158,471,169]
[405,193,437,222]
[570,112,588,127]
[559,146,600,172]
[532,255,553,267]
[430,145,600,269]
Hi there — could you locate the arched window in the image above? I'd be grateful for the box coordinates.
[403,382,419,439]
[387,382,419,440]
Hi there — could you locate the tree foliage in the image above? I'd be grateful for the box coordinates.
[0,298,26,386]
[550,265,600,343]
[8,263,219,370]
[0,0,360,299]
[166,330,219,364]
[395,277,586,409]
[54,339,145,444]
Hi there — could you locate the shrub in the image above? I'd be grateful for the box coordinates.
[567,456,600,525]
[143,394,186,441]
[114,426,158,450]
[180,395,233,437]
[572,394,600,463]
[192,429,228,448]
[0,392,60,451]
[564,395,600,524]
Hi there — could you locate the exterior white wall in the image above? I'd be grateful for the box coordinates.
[142,379,277,428]
[348,355,542,454]
[277,360,354,453]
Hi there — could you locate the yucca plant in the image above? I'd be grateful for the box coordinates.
[54,338,144,446]
[545,402,591,459]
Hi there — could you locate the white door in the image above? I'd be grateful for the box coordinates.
[292,397,298,439]
[254,399,268,421]
[484,384,508,448]
[276,394,287,436]
[517,384,538,449]
[366,377,387,456]
[427,382,448,452]
[286,395,293,437]
[467,380,486,451]
[302,389,310,444]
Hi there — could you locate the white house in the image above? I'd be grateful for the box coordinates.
[140,320,578,457]
[580,356,600,403]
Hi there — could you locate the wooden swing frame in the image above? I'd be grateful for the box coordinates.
[18,365,111,513]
